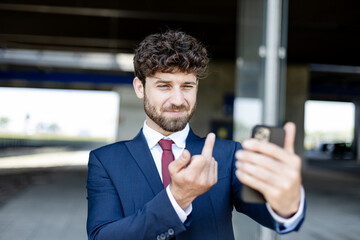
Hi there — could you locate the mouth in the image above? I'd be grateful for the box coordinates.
[164,110,186,117]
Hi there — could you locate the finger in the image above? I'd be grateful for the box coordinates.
[169,149,191,174]
[235,150,287,175]
[201,132,216,159]
[208,157,217,182]
[235,169,277,197]
[236,150,300,187]
[205,156,213,177]
[283,122,296,154]
[204,157,218,185]
[242,139,293,165]
[185,155,207,176]
[213,159,218,183]
[236,161,283,186]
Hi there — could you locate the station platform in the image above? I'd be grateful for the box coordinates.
[0,167,87,240]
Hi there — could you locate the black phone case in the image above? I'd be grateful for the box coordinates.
[240,125,285,203]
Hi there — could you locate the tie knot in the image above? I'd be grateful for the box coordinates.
[158,139,174,151]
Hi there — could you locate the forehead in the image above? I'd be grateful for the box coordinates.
[147,71,197,84]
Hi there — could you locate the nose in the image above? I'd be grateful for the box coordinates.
[169,88,185,106]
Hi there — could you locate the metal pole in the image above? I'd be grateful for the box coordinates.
[260,0,283,239]
[263,0,282,126]
[235,0,287,239]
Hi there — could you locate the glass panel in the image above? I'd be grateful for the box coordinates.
[0,87,120,169]
[304,100,355,160]
[234,0,266,141]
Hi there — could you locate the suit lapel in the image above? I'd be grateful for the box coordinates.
[124,128,203,196]
[186,129,219,234]
[125,129,164,195]
[185,129,203,156]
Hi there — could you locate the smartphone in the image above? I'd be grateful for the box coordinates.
[240,125,285,203]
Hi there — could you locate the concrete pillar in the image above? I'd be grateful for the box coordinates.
[192,61,236,137]
[285,65,310,167]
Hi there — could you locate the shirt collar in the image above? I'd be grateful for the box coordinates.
[142,120,189,149]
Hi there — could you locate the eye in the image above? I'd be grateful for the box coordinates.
[183,85,194,89]
[157,84,170,89]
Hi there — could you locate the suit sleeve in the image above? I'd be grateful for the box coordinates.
[230,142,305,234]
[86,151,188,240]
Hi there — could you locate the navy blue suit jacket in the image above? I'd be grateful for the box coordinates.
[87,129,304,240]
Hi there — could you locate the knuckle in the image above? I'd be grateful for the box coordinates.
[287,169,299,182]
[270,190,281,201]
[282,181,292,191]
[199,181,207,188]
[185,175,195,184]
[195,155,205,163]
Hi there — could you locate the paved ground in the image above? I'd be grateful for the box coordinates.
[0,165,359,240]
[0,168,87,240]
[279,168,360,240]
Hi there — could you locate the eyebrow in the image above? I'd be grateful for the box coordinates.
[153,77,197,85]
[183,81,197,85]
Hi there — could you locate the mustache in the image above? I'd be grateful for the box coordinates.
[162,104,189,111]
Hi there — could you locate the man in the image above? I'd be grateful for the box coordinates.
[87,30,305,240]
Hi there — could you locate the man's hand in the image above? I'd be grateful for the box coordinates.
[169,133,218,210]
[235,122,302,218]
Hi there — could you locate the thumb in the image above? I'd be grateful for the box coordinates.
[169,149,191,173]
[283,122,296,153]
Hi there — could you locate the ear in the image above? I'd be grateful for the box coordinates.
[133,77,144,99]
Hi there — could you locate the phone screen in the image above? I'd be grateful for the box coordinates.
[252,125,285,147]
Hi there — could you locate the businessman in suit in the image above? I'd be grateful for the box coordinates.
[87,30,305,240]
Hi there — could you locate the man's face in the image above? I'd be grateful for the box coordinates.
[133,71,198,135]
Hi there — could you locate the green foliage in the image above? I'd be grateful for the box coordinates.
[304,129,354,150]
[0,117,10,126]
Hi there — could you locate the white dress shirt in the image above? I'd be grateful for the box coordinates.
[142,120,305,228]
[142,121,192,222]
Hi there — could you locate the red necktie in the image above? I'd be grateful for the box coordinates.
[158,139,175,188]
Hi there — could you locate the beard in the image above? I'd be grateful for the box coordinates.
[143,92,196,133]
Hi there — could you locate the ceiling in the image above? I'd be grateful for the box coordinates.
[0,0,236,61]
[0,0,359,66]
[288,0,360,66]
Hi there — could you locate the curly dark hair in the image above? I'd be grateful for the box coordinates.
[133,30,209,85]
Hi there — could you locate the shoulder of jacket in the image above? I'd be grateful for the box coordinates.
[91,140,129,155]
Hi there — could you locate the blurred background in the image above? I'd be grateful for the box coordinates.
[0,0,359,239]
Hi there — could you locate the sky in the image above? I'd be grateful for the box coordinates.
[0,87,120,140]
